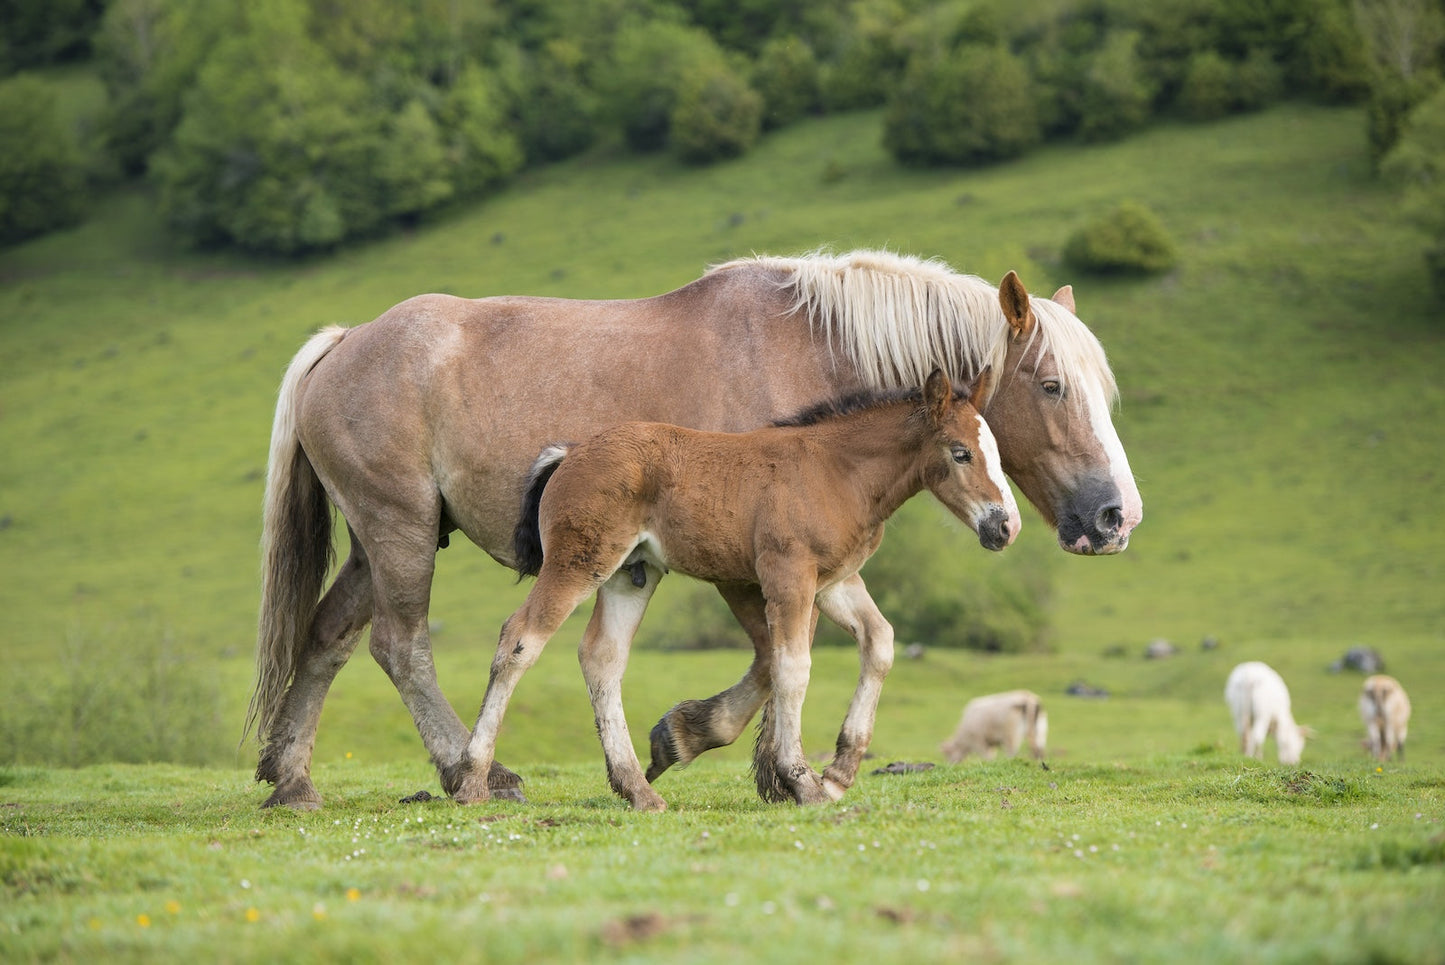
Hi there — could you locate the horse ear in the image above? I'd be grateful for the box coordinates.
[968,366,994,410]
[923,368,952,424]
[999,270,1036,341]
[1051,284,1075,313]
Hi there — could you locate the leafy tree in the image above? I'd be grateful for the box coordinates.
[1356,0,1445,163]
[1382,86,1445,297]
[1177,49,1237,118]
[0,0,105,72]
[670,58,762,163]
[0,74,87,245]
[1076,29,1156,142]
[602,18,729,151]
[883,44,1040,166]
[751,35,821,130]
[1063,201,1178,275]
[817,0,915,110]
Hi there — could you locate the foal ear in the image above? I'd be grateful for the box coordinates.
[1051,284,1075,313]
[999,270,1036,341]
[923,368,952,424]
[967,366,994,410]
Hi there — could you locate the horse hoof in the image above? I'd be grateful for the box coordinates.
[631,790,667,813]
[646,718,679,783]
[822,778,847,801]
[261,781,323,811]
[488,786,527,803]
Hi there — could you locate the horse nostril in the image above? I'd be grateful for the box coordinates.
[998,520,1011,544]
[1096,504,1123,535]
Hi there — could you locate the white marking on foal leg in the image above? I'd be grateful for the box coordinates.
[581,571,664,811]
[816,575,894,798]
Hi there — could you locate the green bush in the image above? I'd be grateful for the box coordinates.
[0,74,88,246]
[751,35,821,130]
[1076,30,1156,143]
[1063,201,1178,275]
[883,43,1040,166]
[1382,87,1445,299]
[1177,49,1236,119]
[671,60,763,163]
[603,19,730,152]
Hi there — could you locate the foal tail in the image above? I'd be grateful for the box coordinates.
[512,444,572,578]
[244,326,349,746]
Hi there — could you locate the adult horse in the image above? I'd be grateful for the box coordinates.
[246,249,1141,809]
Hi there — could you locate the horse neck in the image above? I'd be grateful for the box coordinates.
[799,404,931,524]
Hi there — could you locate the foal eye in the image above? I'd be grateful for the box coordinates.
[951,445,972,464]
[1041,379,1063,398]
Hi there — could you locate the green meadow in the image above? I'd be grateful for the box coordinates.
[2,104,1443,961]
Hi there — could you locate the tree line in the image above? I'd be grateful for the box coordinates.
[3,0,1445,292]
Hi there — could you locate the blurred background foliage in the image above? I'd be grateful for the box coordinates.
[2,0,1443,277]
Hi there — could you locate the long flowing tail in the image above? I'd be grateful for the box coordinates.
[511,444,571,578]
[243,326,349,745]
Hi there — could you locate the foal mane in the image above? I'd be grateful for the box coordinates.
[708,248,1119,406]
[770,385,922,429]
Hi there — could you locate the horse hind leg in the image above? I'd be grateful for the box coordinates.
[257,544,373,810]
[646,583,790,782]
[581,568,665,811]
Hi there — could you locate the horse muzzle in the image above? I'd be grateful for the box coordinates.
[1055,478,1139,556]
[976,507,1017,552]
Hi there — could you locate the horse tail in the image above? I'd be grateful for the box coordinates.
[512,444,572,578]
[244,326,349,746]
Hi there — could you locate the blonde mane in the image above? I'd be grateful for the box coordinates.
[709,249,1118,407]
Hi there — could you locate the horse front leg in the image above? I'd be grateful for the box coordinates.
[814,573,895,799]
[754,572,830,806]
[580,569,665,811]
[646,583,819,782]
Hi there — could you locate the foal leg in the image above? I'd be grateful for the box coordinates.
[257,543,373,810]
[455,566,602,804]
[754,572,830,806]
[647,584,818,781]
[580,568,665,811]
[814,574,895,799]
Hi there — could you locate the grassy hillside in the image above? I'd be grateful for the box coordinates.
[1,104,1442,776]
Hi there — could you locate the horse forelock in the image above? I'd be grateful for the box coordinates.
[708,249,1117,410]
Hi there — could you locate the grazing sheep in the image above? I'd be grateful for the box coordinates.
[1359,675,1411,761]
[941,690,1047,763]
[1224,662,1308,765]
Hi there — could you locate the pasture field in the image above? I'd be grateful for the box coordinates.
[2,101,1444,959]
[2,749,1442,964]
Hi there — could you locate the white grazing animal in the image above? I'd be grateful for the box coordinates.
[1224,661,1307,765]
[1359,674,1411,761]
[941,690,1047,763]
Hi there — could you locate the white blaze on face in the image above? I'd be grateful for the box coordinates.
[974,412,1021,545]
[1082,379,1143,538]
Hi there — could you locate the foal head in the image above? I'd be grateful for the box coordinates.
[920,369,1021,551]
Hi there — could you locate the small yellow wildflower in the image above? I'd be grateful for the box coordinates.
[346,887,361,902]
[245,908,260,923]
[165,900,181,915]
[312,902,327,921]
[136,914,151,928]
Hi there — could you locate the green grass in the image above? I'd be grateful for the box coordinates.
[3,755,1442,963]
[2,101,1444,960]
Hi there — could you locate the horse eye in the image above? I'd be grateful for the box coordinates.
[951,445,972,464]
[1042,380,1063,398]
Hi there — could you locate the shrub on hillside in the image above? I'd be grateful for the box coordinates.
[671,60,763,163]
[1076,30,1156,142]
[1177,50,1236,119]
[0,74,88,246]
[1063,202,1178,275]
[603,20,731,152]
[1382,86,1445,299]
[751,35,821,130]
[883,44,1040,166]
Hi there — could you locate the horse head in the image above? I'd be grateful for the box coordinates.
[922,368,1021,552]
[982,272,1143,556]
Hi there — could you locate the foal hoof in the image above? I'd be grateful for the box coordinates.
[646,718,680,783]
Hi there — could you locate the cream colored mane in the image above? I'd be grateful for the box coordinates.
[710,249,1118,406]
